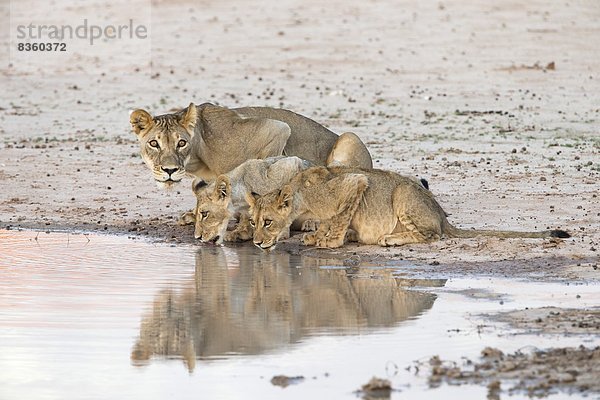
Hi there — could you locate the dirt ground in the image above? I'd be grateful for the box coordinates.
[495,306,600,335]
[0,0,598,282]
[421,346,600,398]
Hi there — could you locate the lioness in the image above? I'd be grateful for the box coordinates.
[247,166,570,250]
[129,103,373,185]
[192,156,312,244]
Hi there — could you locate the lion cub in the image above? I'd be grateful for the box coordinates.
[247,166,570,250]
[192,156,312,244]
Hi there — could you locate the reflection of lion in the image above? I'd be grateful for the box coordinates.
[130,246,441,372]
[192,157,312,244]
[129,103,372,186]
[247,166,571,249]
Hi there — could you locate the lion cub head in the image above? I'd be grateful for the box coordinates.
[246,185,295,251]
[129,103,197,187]
[193,176,232,244]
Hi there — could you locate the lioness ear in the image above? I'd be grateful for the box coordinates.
[214,175,230,201]
[192,178,208,194]
[130,109,154,135]
[277,185,293,209]
[245,191,260,208]
[181,103,197,134]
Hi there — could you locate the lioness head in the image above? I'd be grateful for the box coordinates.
[130,103,197,187]
[193,176,232,244]
[246,185,295,251]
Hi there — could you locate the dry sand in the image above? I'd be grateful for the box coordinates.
[0,0,598,281]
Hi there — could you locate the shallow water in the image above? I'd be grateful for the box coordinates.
[0,230,598,400]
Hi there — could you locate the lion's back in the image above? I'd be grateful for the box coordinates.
[233,107,339,165]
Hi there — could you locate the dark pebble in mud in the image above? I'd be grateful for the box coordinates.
[270,375,305,388]
[357,377,393,397]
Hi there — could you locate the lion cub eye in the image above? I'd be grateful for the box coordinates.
[177,139,187,148]
[264,219,272,227]
[200,211,209,219]
[148,140,159,148]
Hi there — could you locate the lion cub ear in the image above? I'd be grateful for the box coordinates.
[192,178,208,194]
[130,109,154,135]
[245,191,260,208]
[180,103,198,134]
[277,185,294,209]
[214,175,231,201]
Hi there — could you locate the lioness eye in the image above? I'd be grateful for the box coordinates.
[264,219,272,227]
[177,139,187,148]
[148,140,159,148]
[249,219,255,227]
[200,211,208,219]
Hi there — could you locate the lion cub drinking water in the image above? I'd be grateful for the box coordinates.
[247,166,570,250]
[192,156,312,244]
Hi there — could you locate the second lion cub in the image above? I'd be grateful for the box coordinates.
[247,166,570,250]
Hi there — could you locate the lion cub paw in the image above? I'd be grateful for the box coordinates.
[315,235,345,249]
[224,228,253,242]
[302,232,344,248]
[301,232,319,246]
[377,236,391,247]
[301,220,320,232]
[224,231,238,242]
[303,230,345,248]
[178,210,196,226]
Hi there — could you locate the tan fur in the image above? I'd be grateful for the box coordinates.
[129,103,197,186]
[326,132,373,169]
[192,157,312,244]
[130,103,373,187]
[192,178,231,244]
[248,166,571,249]
[246,167,369,250]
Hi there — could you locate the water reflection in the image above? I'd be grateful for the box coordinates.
[131,246,445,371]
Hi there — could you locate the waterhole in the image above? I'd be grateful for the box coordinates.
[0,230,598,399]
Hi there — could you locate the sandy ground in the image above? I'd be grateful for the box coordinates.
[0,0,598,282]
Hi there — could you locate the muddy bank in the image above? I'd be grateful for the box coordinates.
[494,306,600,335]
[421,346,600,398]
[416,307,600,397]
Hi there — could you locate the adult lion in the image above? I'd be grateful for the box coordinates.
[129,103,372,186]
